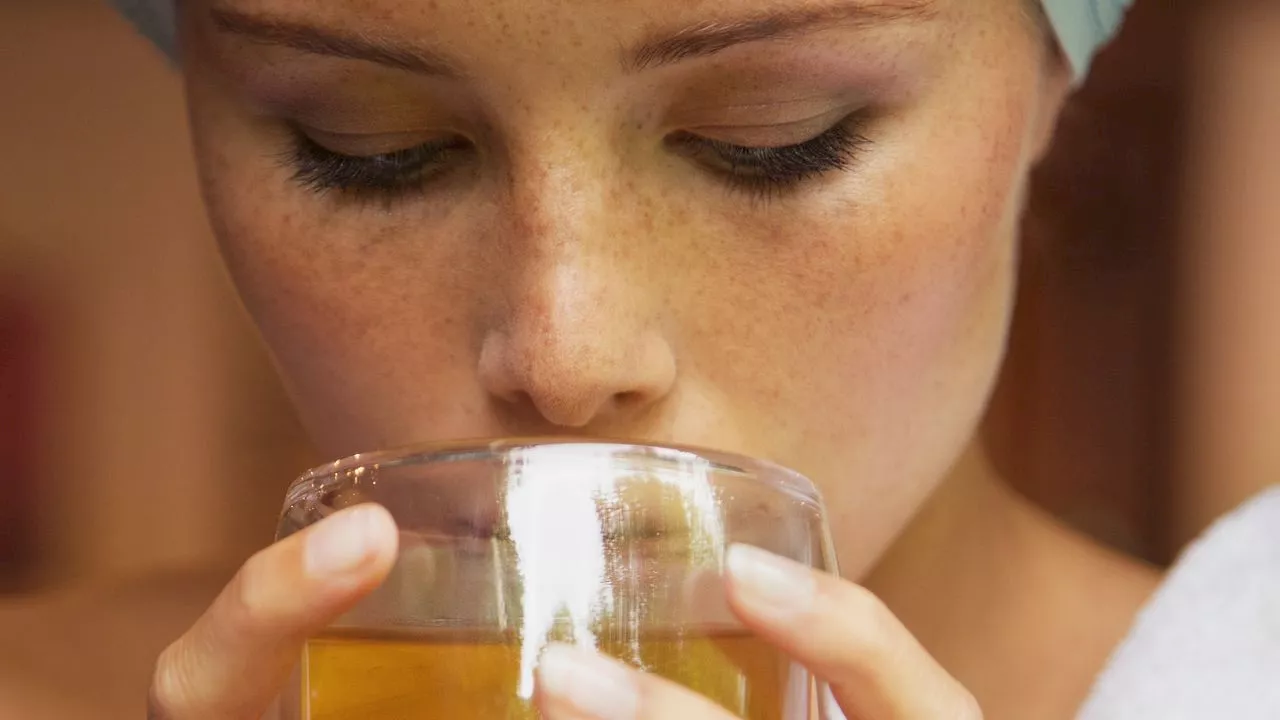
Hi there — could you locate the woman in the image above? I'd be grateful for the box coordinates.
[107,0,1278,718]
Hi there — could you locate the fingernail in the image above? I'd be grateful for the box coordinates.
[305,505,383,578]
[538,645,639,720]
[726,544,817,617]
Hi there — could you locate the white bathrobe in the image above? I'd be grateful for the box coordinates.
[1079,488,1280,719]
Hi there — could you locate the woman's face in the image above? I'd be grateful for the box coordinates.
[180,0,1069,575]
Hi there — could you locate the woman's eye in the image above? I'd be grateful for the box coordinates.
[668,114,871,197]
[283,115,868,203]
[286,127,472,198]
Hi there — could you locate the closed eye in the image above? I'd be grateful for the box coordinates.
[668,114,870,197]
[286,126,472,198]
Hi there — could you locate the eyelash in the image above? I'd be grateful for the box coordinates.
[285,115,869,203]
[668,117,869,199]
[287,128,469,201]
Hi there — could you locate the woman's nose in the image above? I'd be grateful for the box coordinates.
[476,140,678,429]
[477,261,677,428]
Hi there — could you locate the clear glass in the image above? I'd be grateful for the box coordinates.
[276,438,836,720]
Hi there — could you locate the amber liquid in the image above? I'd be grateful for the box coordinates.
[302,627,793,719]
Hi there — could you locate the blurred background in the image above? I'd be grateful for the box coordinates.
[1,0,316,595]
[1,0,1277,715]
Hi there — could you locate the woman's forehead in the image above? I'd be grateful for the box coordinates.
[200,0,958,75]
[115,0,1128,77]
[128,0,967,56]
[201,0,952,38]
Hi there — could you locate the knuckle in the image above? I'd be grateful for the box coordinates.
[840,582,899,662]
[226,548,280,632]
[149,641,196,719]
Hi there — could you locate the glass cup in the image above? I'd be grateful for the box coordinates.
[276,439,836,720]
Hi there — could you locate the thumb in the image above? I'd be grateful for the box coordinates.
[148,504,398,719]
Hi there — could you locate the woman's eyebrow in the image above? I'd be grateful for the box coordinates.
[625,1,938,71]
[209,6,464,76]
[208,0,935,76]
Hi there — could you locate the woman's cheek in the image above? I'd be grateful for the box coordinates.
[823,92,1028,430]
[706,116,1027,576]
[195,147,494,452]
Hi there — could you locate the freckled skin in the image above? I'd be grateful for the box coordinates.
[179,0,1067,582]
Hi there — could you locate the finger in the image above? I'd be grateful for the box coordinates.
[535,644,739,720]
[149,504,398,720]
[725,544,981,719]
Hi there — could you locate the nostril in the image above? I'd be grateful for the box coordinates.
[614,390,644,407]
[500,389,531,409]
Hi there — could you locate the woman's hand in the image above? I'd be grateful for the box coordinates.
[535,544,981,720]
[146,505,399,720]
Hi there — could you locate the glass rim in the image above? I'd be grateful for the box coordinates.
[286,437,824,508]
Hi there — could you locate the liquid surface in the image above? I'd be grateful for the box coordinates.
[303,627,796,719]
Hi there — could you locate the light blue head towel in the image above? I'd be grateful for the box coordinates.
[112,0,1132,79]
[1041,0,1135,77]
